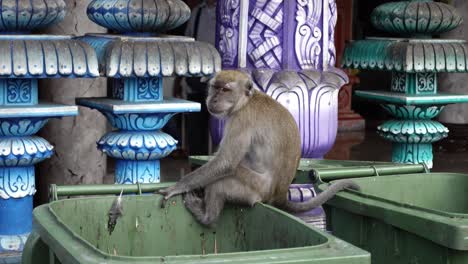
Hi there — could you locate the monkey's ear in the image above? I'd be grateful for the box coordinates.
[245,79,254,96]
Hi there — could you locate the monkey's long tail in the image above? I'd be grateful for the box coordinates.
[282,180,360,213]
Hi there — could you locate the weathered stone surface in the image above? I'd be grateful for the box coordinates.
[439,0,468,124]
[36,0,108,203]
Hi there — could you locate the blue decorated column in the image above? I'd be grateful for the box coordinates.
[77,0,221,184]
[0,1,99,260]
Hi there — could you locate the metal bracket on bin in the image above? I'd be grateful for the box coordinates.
[421,162,430,174]
[49,182,175,202]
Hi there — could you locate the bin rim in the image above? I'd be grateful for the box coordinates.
[317,172,468,251]
[189,155,394,172]
[32,195,370,263]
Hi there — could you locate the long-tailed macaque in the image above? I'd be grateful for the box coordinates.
[158,70,359,226]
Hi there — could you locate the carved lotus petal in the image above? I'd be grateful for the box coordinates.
[103,40,221,78]
[87,0,191,33]
[117,133,131,147]
[0,136,53,167]
[377,120,448,144]
[343,39,468,73]
[130,134,144,148]
[371,1,462,35]
[98,131,177,161]
[0,0,66,32]
[144,135,157,149]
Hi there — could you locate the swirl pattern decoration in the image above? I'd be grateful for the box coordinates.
[295,0,323,70]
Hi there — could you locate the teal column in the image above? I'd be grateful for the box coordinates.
[343,0,468,169]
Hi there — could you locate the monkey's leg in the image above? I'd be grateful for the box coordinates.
[184,192,205,221]
[158,169,235,208]
[196,177,263,227]
[192,183,225,227]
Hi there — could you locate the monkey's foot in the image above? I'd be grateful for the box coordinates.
[156,185,188,208]
[184,192,207,223]
[184,192,204,208]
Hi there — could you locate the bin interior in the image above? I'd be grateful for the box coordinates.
[349,173,468,214]
[48,195,327,257]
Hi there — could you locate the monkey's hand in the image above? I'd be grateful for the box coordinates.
[156,184,188,208]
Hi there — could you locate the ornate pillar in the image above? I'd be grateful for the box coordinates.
[0,1,99,260]
[343,0,468,169]
[212,0,348,159]
[77,0,221,184]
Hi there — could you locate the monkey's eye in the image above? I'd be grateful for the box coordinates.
[221,87,231,92]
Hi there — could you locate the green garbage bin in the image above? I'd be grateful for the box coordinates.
[22,185,370,264]
[317,172,468,264]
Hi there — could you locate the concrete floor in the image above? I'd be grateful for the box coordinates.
[158,129,468,182]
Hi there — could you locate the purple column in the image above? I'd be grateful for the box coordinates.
[213,0,347,158]
[288,184,327,230]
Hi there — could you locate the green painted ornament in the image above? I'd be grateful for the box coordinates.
[371,0,462,36]
[343,0,468,168]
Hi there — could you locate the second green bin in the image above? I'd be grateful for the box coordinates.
[318,172,468,264]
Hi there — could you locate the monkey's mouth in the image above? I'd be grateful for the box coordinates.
[207,107,227,118]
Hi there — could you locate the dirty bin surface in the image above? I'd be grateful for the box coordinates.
[23,195,369,264]
[318,172,468,264]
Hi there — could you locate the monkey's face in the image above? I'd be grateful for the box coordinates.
[206,81,242,118]
[206,71,254,118]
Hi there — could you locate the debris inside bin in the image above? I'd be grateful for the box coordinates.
[107,189,124,235]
